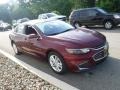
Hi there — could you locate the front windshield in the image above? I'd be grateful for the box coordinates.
[36,20,74,36]
[47,13,57,18]
[97,8,107,14]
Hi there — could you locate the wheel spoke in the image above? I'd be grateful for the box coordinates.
[105,22,112,29]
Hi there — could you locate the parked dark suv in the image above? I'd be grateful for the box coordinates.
[69,7,120,29]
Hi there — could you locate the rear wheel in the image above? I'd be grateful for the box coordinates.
[12,43,21,55]
[104,21,114,30]
[48,52,67,74]
[74,22,81,28]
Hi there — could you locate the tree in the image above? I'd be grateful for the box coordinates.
[11,6,33,20]
[73,0,96,9]
[28,0,73,17]
[96,0,120,12]
[0,5,12,23]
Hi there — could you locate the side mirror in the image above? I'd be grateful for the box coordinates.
[28,34,39,39]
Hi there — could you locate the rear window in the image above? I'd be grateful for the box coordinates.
[15,25,25,34]
[71,10,79,17]
[69,10,80,19]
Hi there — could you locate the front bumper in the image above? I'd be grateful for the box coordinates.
[113,18,120,25]
[64,44,109,72]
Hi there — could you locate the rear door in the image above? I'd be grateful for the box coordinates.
[13,24,28,51]
[79,10,89,25]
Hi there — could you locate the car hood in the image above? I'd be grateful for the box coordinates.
[105,13,120,16]
[51,15,66,19]
[49,28,106,48]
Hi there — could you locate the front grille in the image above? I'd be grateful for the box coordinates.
[93,50,107,61]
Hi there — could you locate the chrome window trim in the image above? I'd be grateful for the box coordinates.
[14,24,42,39]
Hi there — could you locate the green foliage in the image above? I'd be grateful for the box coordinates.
[96,0,120,12]
[28,0,50,18]
[28,0,73,18]
[49,0,73,16]
[73,0,96,9]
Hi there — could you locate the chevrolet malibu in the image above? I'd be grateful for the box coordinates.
[9,20,109,74]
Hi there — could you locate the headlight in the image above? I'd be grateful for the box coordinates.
[113,14,120,19]
[66,48,90,54]
[104,41,109,50]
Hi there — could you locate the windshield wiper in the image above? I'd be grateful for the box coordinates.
[61,28,74,33]
[47,33,59,36]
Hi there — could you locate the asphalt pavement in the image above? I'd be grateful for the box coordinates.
[0,28,120,90]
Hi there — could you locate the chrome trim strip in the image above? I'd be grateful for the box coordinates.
[90,45,105,51]
[78,67,89,71]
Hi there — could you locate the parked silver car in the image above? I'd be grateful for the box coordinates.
[38,13,66,21]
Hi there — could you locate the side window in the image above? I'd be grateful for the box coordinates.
[79,10,88,17]
[24,25,37,35]
[87,10,97,16]
[75,11,80,17]
[15,25,25,34]
[42,15,48,19]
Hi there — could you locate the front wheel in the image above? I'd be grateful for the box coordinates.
[48,52,67,74]
[104,21,114,30]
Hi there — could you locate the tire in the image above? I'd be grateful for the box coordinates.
[104,21,114,30]
[48,52,67,74]
[74,22,81,28]
[12,43,21,55]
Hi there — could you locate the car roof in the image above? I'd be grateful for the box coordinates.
[39,13,56,15]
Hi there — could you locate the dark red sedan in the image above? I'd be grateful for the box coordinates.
[9,20,109,74]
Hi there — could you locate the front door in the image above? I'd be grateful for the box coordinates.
[87,9,104,25]
[23,25,45,56]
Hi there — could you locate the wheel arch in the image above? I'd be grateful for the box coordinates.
[103,19,114,25]
[46,48,68,74]
[10,40,15,46]
[46,49,64,59]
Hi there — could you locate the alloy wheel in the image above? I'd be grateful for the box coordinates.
[104,21,113,30]
[49,55,63,72]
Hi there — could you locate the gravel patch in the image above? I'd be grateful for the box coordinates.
[0,54,61,90]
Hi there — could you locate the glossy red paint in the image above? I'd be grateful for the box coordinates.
[9,20,109,72]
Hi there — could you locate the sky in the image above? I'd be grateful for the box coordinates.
[0,0,17,5]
